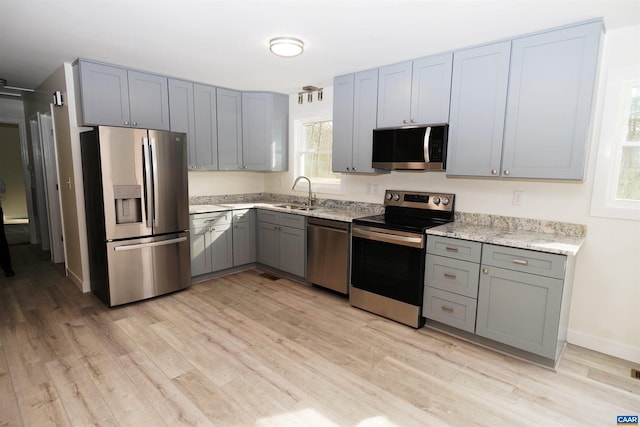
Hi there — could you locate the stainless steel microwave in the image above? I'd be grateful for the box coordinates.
[372,124,448,171]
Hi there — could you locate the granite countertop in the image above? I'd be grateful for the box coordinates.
[427,220,585,256]
[189,201,381,222]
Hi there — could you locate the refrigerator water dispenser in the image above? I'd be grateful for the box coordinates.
[114,185,142,224]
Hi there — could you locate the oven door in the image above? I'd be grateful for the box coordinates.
[351,225,425,305]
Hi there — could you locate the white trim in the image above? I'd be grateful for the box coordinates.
[567,328,640,364]
[590,64,640,221]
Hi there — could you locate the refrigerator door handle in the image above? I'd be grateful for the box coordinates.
[142,137,153,229]
[113,236,188,252]
[150,137,159,228]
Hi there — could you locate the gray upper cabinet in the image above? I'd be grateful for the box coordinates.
[332,69,380,174]
[168,79,196,167]
[127,71,170,130]
[502,21,602,180]
[193,84,218,170]
[76,60,169,130]
[447,20,602,179]
[377,53,453,128]
[241,92,288,171]
[217,88,243,170]
[446,42,511,177]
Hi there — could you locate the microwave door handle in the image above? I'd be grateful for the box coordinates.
[423,126,432,162]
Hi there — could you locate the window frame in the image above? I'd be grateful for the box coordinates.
[293,115,344,195]
[590,64,640,221]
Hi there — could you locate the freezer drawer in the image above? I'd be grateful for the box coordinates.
[106,232,190,306]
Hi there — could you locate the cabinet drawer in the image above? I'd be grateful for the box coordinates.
[257,209,280,224]
[190,211,231,228]
[482,244,566,279]
[232,209,254,223]
[424,287,477,333]
[426,255,480,298]
[427,236,482,262]
[279,212,305,230]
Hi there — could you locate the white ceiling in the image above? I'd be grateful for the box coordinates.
[1,0,639,95]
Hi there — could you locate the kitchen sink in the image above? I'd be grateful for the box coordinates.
[273,203,317,211]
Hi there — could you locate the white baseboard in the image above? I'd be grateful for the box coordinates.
[567,329,640,364]
[66,268,90,293]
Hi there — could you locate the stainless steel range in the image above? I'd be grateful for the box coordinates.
[350,190,455,328]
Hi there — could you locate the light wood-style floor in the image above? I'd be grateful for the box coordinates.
[1,244,639,426]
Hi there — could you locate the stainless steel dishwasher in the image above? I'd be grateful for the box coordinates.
[306,217,350,294]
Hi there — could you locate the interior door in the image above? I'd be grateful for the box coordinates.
[149,130,189,234]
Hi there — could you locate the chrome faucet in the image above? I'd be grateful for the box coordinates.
[292,176,313,209]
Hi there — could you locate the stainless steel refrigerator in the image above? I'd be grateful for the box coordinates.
[81,126,190,306]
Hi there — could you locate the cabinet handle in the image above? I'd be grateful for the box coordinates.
[443,273,457,279]
[504,170,510,175]
[403,120,409,124]
[512,258,528,265]
[441,305,454,313]
[482,268,489,274]
[352,167,356,171]
[132,121,138,127]
[124,121,130,126]
[445,246,459,252]
[491,169,498,175]
[410,119,416,123]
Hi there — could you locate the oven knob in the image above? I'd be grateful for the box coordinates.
[442,197,450,205]
[386,192,393,200]
[433,197,440,205]
[393,193,400,201]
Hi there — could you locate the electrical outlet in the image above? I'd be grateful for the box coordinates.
[513,190,524,206]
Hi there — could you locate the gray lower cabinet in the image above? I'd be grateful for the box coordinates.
[75,60,170,130]
[424,236,482,333]
[232,209,256,266]
[425,236,573,365]
[476,244,566,360]
[256,210,306,277]
[190,211,233,277]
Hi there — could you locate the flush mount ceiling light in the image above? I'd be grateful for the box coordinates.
[269,37,304,58]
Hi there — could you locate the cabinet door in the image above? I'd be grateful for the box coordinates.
[190,224,210,276]
[168,79,196,168]
[476,265,563,359]
[242,92,271,171]
[127,70,170,130]
[352,69,379,174]
[332,74,355,173]
[502,22,602,179]
[377,61,412,127]
[208,224,233,272]
[193,84,218,170]
[279,226,306,277]
[78,61,130,127]
[257,221,279,268]
[233,221,256,266]
[411,53,453,125]
[217,88,243,170]
[447,42,511,177]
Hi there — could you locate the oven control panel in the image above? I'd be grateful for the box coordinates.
[384,190,455,212]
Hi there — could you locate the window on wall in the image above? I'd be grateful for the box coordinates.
[591,64,640,221]
[614,82,640,201]
[295,118,342,192]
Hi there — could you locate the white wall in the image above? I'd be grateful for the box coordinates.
[263,25,640,363]
[188,170,264,197]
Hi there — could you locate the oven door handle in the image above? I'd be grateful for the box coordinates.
[352,227,424,248]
